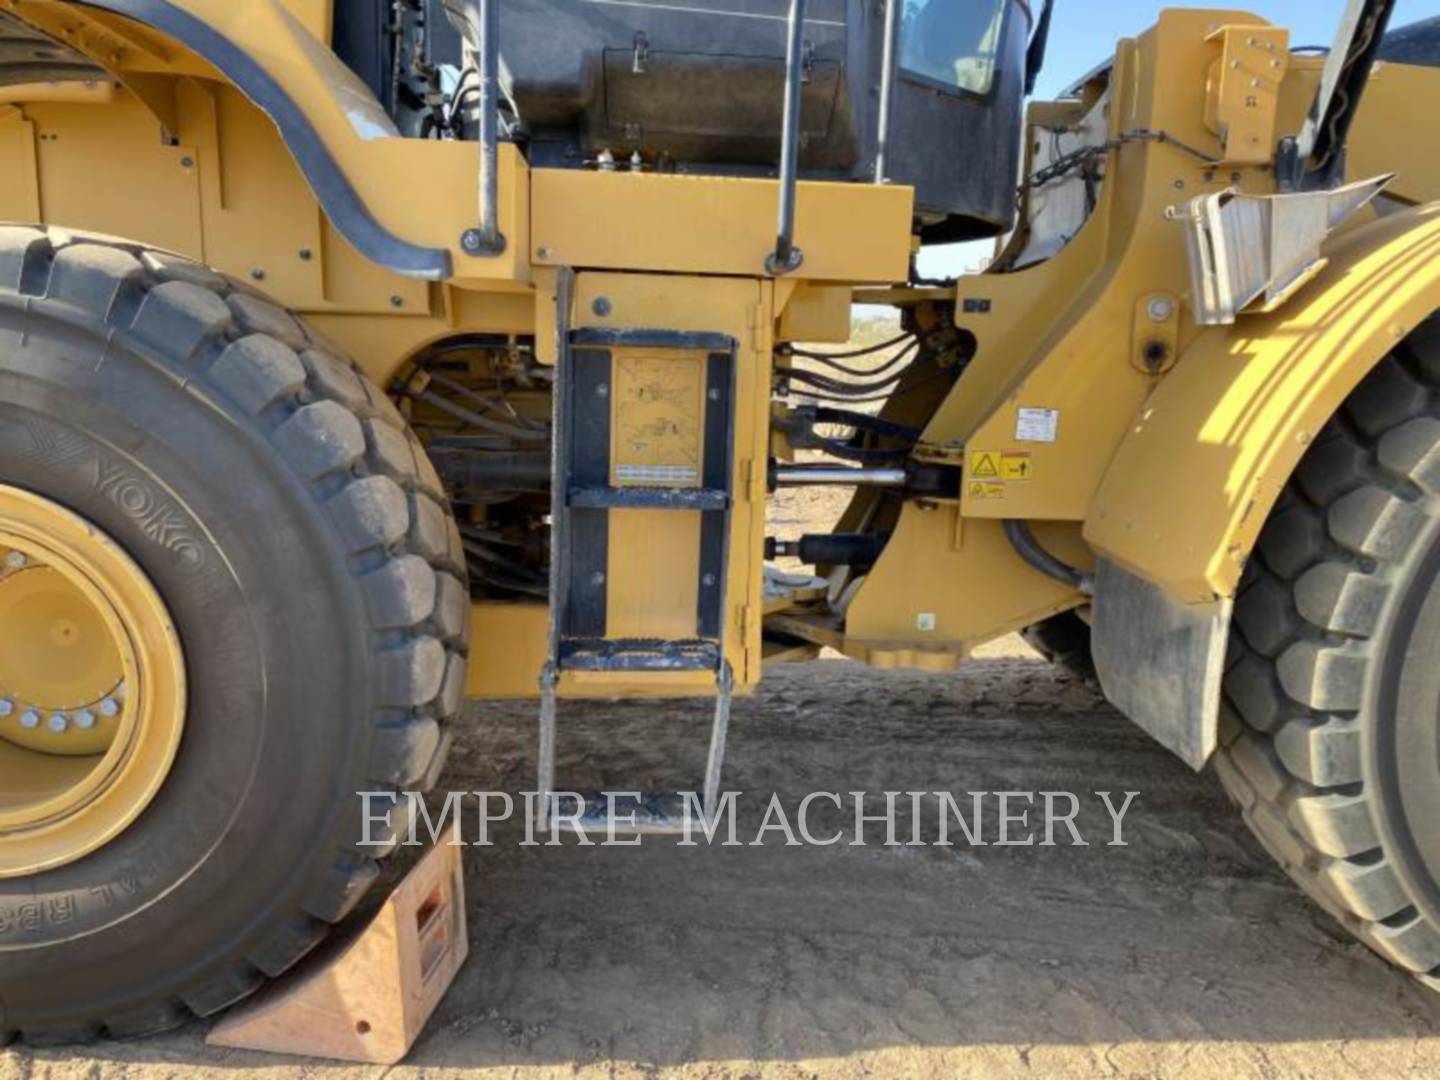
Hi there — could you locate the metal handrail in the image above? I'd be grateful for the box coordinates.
[874,0,901,183]
[461,0,507,256]
[766,0,808,275]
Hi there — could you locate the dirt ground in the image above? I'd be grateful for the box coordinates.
[8,649,1440,1079]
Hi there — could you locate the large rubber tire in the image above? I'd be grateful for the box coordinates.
[0,229,469,1043]
[1217,320,1440,990]
[1021,611,1097,683]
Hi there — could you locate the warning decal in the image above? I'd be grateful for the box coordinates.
[969,451,1001,479]
[968,481,1006,501]
[969,451,1036,488]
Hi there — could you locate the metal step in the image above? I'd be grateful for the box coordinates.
[544,790,697,836]
[558,638,720,673]
[567,486,730,512]
[538,661,734,832]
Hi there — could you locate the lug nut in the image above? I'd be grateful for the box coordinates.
[19,710,40,730]
[48,713,68,733]
[74,709,96,730]
[98,698,120,718]
[3,550,27,570]
[0,699,12,718]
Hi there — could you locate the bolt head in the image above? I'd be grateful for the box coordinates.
[4,550,28,570]
[47,713,68,733]
[19,710,40,730]
[98,698,120,718]
[74,709,96,730]
[0,699,10,717]
[1147,297,1175,323]
[592,297,613,318]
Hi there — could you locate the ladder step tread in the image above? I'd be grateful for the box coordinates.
[559,638,720,672]
[547,791,698,836]
[568,486,729,511]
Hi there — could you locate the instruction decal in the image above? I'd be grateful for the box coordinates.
[968,481,1007,501]
[1016,407,1060,443]
[1001,453,1033,481]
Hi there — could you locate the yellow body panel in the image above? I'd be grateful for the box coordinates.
[531,169,914,284]
[1088,204,1440,602]
[930,11,1276,525]
[1349,61,1440,207]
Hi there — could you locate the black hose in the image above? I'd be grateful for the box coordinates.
[425,369,546,430]
[786,333,914,363]
[406,387,549,442]
[789,367,955,406]
[1003,520,1093,595]
[785,346,922,397]
[812,407,922,441]
[791,340,922,381]
[463,538,548,583]
[808,438,911,464]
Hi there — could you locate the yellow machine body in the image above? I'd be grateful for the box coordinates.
[0,0,1437,755]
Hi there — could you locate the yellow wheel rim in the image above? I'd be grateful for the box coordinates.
[0,486,185,878]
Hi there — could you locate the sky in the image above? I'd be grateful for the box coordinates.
[917,0,1440,279]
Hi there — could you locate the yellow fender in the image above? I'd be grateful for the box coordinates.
[11,0,529,281]
[1083,203,1440,769]
[1089,203,1440,603]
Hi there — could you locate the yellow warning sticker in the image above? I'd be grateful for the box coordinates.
[969,451,1002,479]
[968,481,1007,501]
[1001,452,1034,481]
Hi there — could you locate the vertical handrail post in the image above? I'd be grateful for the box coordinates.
[874,0,901,183]
[462,0,507,255]
[766,0,808,275]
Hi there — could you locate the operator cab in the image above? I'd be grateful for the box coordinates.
[337,0,1040,243]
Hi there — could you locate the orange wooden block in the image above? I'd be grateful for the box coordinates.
[208,826,469,1064]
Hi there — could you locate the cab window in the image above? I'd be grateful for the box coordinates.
[899,0,1010,95]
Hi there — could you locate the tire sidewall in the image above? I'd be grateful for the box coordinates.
[0,310,373,1020]
[1375,522,1440,927]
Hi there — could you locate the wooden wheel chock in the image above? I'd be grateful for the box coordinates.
[208,824,468,1064]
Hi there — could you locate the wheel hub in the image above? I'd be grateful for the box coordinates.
[0,486,185,878]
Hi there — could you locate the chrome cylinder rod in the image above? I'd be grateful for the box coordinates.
[774,466,908,488]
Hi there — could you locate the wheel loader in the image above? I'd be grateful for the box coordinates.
[0,0,1438,1043]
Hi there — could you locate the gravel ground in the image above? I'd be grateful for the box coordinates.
[8,648,1440,1079]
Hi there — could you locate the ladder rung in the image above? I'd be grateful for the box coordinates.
[568,486,729,511]
[559,638,720,672]
[546,791,696,836]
